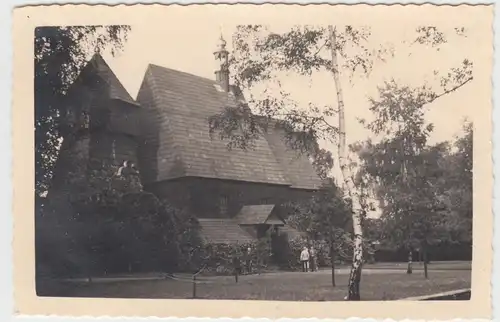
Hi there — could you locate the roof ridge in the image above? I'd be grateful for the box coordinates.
[236,204,276,224]
[147,63,217,84]
[85,53,138,106]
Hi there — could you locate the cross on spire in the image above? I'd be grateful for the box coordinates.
[217,32,227,51]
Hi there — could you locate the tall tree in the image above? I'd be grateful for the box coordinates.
[438,122,473,245]
[326,25,365,298]
[356,75,472,277]
[287,180,352,286]
[209,24,470,298]
[352,25,472,277]
[35,25,131,195]
[210,24,392,300]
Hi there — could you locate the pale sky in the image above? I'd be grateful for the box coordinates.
[91,5,492,217]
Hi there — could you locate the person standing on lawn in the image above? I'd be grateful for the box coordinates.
[245,247,252,275]
[310,246,318,272]
[300,246,310,272]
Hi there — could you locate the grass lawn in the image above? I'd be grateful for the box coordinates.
[362,261,472,271]
[40,268,471,301]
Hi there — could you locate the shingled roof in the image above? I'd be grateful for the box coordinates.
[197,218,255,244]
[235,204,285,225]
[80,54,138,107]
[263,124,323,190]
[136,63,322,190]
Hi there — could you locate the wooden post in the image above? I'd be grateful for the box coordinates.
[330,242,336,287]
[192,275,197,298]
[423,245,429,279]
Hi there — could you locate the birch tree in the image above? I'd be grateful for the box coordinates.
[287,180,352,287]
[210,25,391,300]
[209,24,470,299]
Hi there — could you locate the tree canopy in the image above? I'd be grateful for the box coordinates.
[207,24,474,296]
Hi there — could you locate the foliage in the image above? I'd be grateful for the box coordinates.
[351,28,474,259]
[271,233,336,270]
[37,198,190,278]
[199,241,267,275]
[210,25,395,153]
[355,120,473,257]
[35,25,131,195]
[209,24,473,298]
[288,182,351,236]
[36,155,200,277]
[286,236,309,269]
[210,24,392,300]
[440,122,473,244]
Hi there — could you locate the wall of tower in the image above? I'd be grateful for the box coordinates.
[49,134,91,194]
[88,132,139,167]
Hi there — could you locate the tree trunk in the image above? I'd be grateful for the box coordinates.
[423,243,429,279]
[328,25,364,301]
[406,249,413,274]
[330,241,336,287]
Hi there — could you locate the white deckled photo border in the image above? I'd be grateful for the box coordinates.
[2,0,499,322]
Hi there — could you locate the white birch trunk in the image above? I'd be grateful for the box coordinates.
[328,25,364,301]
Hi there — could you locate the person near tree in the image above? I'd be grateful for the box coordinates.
[310,246,318,272]
[300,246,310,272]
[245,247,252,274]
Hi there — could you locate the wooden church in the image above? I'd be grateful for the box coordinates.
[49,36,323,245]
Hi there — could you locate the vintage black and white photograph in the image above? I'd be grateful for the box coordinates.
[13,3,493,319]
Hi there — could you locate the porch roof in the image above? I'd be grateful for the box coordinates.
[235,204,286,225]
[197,218,255,244]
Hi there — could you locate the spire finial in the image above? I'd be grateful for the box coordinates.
[214,25,230,92]
[217,24,226,50]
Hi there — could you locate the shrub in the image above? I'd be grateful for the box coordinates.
[200,242,258,275]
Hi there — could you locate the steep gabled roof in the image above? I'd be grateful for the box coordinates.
[266,212,286,225]
[263,123,323,190]
[236,205,277,224]
[136,64,293,186]
[134,62,322,190]
[79,54,138,106]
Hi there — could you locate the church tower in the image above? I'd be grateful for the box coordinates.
[213,34,230,92]
[49,53,143,206]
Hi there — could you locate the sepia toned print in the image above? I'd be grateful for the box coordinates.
[13,3,493,320]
